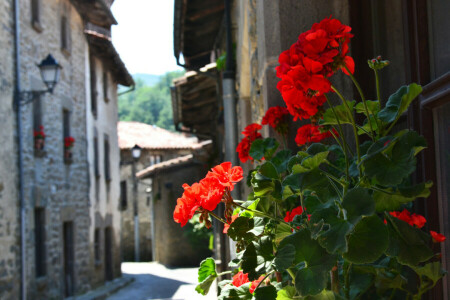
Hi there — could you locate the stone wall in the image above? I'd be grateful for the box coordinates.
[120,148,193,262]
[0,0,20,299]
[151,163,212,267]
[87,55,122,287]
[17,0,92,298]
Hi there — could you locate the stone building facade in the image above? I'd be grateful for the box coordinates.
[118,121,210,264]
[0,0,20,297]
[0,0,132,299]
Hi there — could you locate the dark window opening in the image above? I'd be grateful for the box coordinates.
[61,15,70,52]
[104,227,113,281]
[94,136,100,177]
[120,181,127,210]
[104,135,110,181]
[103,71,109,102]
[31,0,42,31]
[90,56,97,117]
[63,222,75,297]
[94,229,101,263]
[35,208,46,277]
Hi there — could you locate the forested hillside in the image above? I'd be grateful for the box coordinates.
[118,71,184,130]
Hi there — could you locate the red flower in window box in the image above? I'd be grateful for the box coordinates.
[64,136,75,149]
[34,126,46,150]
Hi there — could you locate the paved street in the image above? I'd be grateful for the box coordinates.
[107,262,217,300]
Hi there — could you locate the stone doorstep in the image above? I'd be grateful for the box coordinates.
[67,276,134,300]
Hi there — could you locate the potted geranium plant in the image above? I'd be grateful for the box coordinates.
[64,136,75,163]
[174,17,447,299]
[34,125,46,150]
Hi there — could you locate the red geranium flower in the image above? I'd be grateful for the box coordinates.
[430,231,446,243]
[232,271,249,287]
[295,124,336,146]
[199,176,224,211]
[249,275,265,293]
[284,206,305,222]
[173,194,200,227]
[389,209,426,229]
[34,125,46,139]
[64,136,75,149]
[236,124,263,163]
[262,106,290,135]
[206,162,243,191]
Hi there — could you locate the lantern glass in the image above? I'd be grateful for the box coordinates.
[38,54,62,93]
[131,145,142,160]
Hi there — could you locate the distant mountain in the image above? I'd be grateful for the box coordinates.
[132,73,160,87]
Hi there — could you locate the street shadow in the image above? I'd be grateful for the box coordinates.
[109,273,192,300]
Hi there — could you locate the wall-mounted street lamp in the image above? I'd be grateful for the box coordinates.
[19,54,62,105]
[131,144,142,160]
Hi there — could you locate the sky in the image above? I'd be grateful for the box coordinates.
[111,0,183,75]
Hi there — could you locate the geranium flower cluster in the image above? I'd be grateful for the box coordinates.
[236,123,263,163]
[261,106,290,135]
[34,125,46,139]
[173,162,243,227]
[232,271,265,294]
[64,136,75,149]
[295,124,337,146]
[276,17,354,120]
[389,209,446,243]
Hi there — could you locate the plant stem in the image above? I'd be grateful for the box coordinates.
[374,68,383,133]
[344,65,376,139]
[325,95,351,181]
[233,202,296,230]
[287,268,296,284]
[208,210,227,224]
[330,264,339,294]
[331,86,362,177]
[217,270,232,276]
[254,270,275,290]
[344,262,351,299]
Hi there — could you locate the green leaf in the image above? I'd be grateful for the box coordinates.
[248,217,265,236]
[342,187,375,224]
[218,283,253,300]
[254,236,275,274]
[196,274,217,295]
[412,262,447,287]
[271,150,292,174]
[363,131,425,186]
[228,217,254,242]
[198,257,217,282]
[378,83,422,123]
[321,101,355,126]
[277,286,296,300]
[357,117,379,135]
[301,290,336,299]
[273,244,295,272]
[275,223,293,245]
[343,215,388,264]
[250,138,279,161]
[310,207,353,254]
[259,162,279,179]
[306,144,328,155]
[241,199,261,217]
[196,258,217,295]
[385,214,433,266]
[355,100,380,116]
[295,266,329,296]
[242,243,258,280]
[373,182,432,212]
[296,151,330,172]
[348,265,375,300]
[254,285,277,300]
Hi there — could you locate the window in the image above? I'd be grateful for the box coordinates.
[94,229,101,263]
[60,15,70,53]
[103,71,109,102]
[33,96,42,131]
[31,0,42,32]
[35,208,46,277]
[90,55,97,117]
[63,109,70,139]
[94,136,99,177]
[120,181,127,210]
[104,134,110,181]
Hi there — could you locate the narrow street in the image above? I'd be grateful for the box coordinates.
[107,263,217,300]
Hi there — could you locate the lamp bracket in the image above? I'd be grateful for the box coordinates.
[18,90,50,106]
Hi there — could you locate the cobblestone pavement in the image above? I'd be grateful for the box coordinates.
[107,262,217,300]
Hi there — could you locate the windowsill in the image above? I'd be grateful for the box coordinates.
[61,47,71,58]
[32,20,43,33]
[34,149,47,158]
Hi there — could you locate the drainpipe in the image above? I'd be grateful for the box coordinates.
[222,0,239,262]
[132,161,139,262]
[13,0,26,299]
